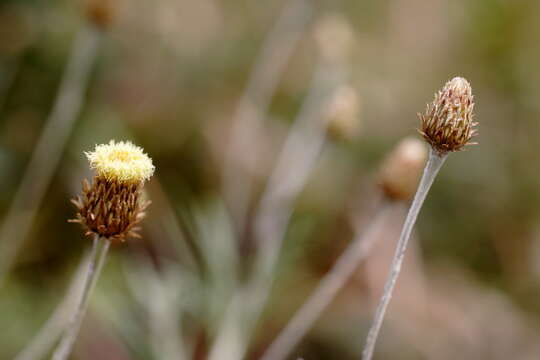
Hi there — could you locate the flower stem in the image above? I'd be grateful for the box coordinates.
[14,249,92,360]
[209,56,339,360]
[221,0,312,235]
[361,148,447,360]
[51,235,110,360]
[260,204,394,360]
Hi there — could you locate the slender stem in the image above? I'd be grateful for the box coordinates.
[221,0,312,235]
[14,250,92,360]
[208,59,339,360]
[260,204,395,360]
[250,59,340,297]
[361,148,447,360]
[51,235,110,360]
[0,25,101,287]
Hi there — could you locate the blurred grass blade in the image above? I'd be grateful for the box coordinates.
[260,204,396,360]
[209,57,341,360]
[14,249,92,360]
[0,25,101,287]
[221,0,312,235]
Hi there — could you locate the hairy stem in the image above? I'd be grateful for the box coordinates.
[361,148,446,360]
[261,204,395,360]
[51,235,110,360]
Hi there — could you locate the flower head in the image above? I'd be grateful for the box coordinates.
[419,77,477,154]
[71,140,154,242]
[86,140,154,184]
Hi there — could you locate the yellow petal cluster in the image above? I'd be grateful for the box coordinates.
[85,140,155,183]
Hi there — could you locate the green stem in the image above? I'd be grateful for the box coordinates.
[361,148,447,360]
[51,235,110,360]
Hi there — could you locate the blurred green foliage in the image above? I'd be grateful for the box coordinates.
[2,0,540,359]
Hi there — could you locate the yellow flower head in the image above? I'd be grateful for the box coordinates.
[85,140,155,183]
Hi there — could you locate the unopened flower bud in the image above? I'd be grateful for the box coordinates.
[70,140,155,242]
[314,13,354,63]
[83,0,118,29]
[419,77,477,154]
[326,85,362,141]
[378,138,427,201]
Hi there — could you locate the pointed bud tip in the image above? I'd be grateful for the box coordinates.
[445,76,472,97]
[449,76,470,88]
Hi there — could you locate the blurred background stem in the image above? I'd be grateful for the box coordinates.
[123,251,191,360]
[209,57,341,360]
[14,249,91,360]
[221,0,312,236]
[0,25,101,287]
[260,203,397,360]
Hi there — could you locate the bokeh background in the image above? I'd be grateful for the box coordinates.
[1,0,540,359]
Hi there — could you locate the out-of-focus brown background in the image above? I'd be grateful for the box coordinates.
[1,0,540,359]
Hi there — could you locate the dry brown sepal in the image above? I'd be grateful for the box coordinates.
[70,176,149,243]
[378,138,428,201]
[419,77,477,155]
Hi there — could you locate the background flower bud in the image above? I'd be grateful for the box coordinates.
[378,137,428,201]
[314,13,354,63]
[326,85,362,141]
[83,0,118,29]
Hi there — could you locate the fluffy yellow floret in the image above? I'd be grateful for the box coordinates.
[86,140,155,183]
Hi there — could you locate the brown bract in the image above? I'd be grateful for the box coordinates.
[418,77,477,155]
[70,176,149,242]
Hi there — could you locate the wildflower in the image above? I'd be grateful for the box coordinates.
[70,140,154,242]
[419,77,477,154]
[362,77,478,360]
